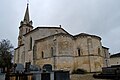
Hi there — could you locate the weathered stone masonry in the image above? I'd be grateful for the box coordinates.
[14,5,110,73]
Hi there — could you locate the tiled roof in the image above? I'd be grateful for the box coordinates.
[110,53,120,58]
[74,33,101,40]
[24,26,70,36]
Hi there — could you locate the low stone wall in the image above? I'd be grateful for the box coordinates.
[70,74,111,80]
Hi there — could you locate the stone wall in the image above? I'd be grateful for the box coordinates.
[14,27,68,65]
[34,33,107,72]
[110,57,120,65]
[74,36,104,72]
[34,34,74,71]
[24,27,67,64]
[14,45,24,64]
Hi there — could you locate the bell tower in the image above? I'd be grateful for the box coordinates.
[18,4,33,46]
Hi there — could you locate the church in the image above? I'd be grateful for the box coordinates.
[14,4,110,72]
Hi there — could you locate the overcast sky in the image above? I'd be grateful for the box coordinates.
[0,0,120,54]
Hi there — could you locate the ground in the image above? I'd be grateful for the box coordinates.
[70,74,111,80]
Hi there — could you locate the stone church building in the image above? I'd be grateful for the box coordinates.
[14,5,110,72]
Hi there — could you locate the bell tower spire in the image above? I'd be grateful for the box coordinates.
[18,3,33,46]
[24,4,30,23]
[20,3,33,26]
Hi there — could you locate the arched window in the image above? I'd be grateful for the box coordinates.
[26,28,28,33]
[51,47,54,57]
[104,50,107,58]
[98,47,101,55]
[42,51,44,58]
[77,48,81,56]
[29,29,30,32]
[30,37,32,50]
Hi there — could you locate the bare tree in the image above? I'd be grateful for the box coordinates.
[0,39,14,72]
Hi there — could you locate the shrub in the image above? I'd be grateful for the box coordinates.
[72,68,87,74]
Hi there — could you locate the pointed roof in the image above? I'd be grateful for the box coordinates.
[24,4,30,23]
[19,4,33,28]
